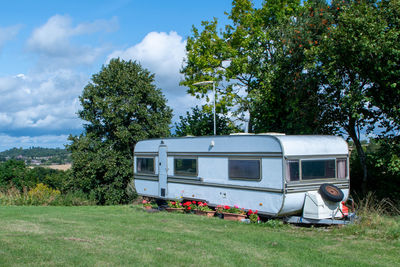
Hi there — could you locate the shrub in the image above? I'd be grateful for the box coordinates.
[28,183,61,205]
[0,184,95,206]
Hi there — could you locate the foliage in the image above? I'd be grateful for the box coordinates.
[27,183,61,205]
[182,201,196,212]
[0,159,74,195]
[0,160,30,190]
[181,0,328,133]
[247,209,259,223]
[142,199,158,209]
[68,134,134,205]
[77,58,172,153]
[0,185,94,206]
[336,193,400,240]
[216,204,246,215]
[167,200,183,208]
[350,140,400,202]
[174,106,240,136]
[68,59,172,204]
[263,219,286,229]
[0,147,71,164]
[195,201,213,212]
[183,0,400,195]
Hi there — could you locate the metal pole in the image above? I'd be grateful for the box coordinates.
[192,80,217,136]
[213,81,216,136]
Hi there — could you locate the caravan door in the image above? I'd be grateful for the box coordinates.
[158,141,168,197]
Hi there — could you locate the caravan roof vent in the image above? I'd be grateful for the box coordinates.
[257,132,286,136]
[229,133,255,135]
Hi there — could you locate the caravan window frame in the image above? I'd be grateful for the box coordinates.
[136,157,155,174]
[228,158,262,181]
[285,157,348,182]
[174,157,198,177]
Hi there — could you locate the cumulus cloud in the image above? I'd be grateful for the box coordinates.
[0,24,21,50]
[27,15,118,67]
[107,31,197,120]
[107,31,186,92]
[0,70,85,136]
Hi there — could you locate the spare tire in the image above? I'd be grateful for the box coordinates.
[319,183,344,202]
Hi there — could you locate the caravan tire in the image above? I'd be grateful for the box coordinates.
[319,184,344,202]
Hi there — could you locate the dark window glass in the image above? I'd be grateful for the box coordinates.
[174,158,197,176]
[301,159,335,180]
[137,158,154,173]
[286,160,300,182]
[229,159,260,180]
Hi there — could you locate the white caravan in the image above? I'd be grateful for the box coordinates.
[133,134,349,219]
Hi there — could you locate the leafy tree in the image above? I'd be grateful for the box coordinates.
[304,0,400,193]
[181,0,328,133]
[251,0,335,134]
[68,59,172,204]
[0,160,30,190]
[174,106,240,136]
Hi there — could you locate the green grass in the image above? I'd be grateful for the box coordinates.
[0,206,399,267]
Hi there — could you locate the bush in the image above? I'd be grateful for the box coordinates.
[27,183,61,205]
[0,184,95,206]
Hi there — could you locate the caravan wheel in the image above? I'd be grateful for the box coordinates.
[319,184,344,202]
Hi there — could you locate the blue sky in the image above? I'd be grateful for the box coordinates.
[0,0,263,151]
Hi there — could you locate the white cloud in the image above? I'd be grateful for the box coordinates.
[107,31,187,92]
[0,134,70,151]
[0,24,21,50]
[0,70,86,134]
[107,31,195,121]
[27,15,117,67]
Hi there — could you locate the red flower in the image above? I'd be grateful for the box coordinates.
[254,210,258,214]
[187,206,191,210]
[248,209,253,215]
[192,201,196,204]
[142,200,147,204]
[198,202,202,205]
[224,205,230,210]
[171,201,176,205]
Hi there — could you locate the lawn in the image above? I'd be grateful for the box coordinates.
[0,205,399,266]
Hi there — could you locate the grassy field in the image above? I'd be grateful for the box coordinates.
[0,205,399,266]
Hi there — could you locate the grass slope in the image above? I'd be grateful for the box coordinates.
[0,206,399,266]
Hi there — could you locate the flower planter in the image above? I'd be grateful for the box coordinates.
[194,210,216,217]
[222,212,246,221]
[165,208,185,213]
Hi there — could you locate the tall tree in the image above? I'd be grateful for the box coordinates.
[181,0,326,133]
[68,59,172,204]
[307,0,399,193]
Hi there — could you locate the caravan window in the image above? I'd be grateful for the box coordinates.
[229,159,261,180]
[286,160,300,182]
[174,158,197,176]
[301,159,336,180]
[286,158,347,181]
[137,157,155,174]
[337,158,347,179]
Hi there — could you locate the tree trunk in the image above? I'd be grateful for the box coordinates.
[347,119,368,195]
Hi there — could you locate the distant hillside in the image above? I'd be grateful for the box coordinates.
[0,147,71,165]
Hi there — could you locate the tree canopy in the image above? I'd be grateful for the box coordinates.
[68,59,172,204]
[174,106,240,137]
[182,0,400,194]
